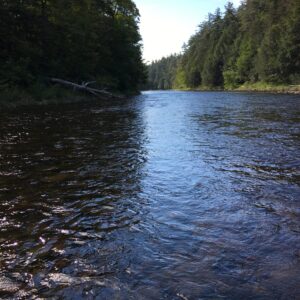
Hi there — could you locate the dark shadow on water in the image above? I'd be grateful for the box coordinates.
[0,99,148,298]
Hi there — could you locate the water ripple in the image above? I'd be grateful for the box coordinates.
[0,92,299,299]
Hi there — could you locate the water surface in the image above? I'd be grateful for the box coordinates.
[0,91,299,299]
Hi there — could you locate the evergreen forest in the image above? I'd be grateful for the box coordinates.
[0,0,146,99]
[147,0,300,90]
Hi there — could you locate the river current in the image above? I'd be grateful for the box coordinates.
[0,91,299,299]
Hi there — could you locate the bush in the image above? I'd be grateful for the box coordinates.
[223,70,240,89]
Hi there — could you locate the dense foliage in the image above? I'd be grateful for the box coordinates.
[0,0,146,93]
[146,55,180,90]
[147,0,300,90]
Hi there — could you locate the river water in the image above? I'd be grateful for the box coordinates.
[0,91,299,299]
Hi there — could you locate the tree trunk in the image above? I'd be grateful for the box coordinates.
[51,78,123,99]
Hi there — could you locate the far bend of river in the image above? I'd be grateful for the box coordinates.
[0,91,299,299]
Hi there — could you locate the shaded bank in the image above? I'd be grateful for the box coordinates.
[0,88,100,109]
[0,85,140,109]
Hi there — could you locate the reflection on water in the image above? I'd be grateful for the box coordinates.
[0,91,299,299]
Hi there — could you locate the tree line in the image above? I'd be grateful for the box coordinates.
[0,0,146,95]
[147,0,300,90]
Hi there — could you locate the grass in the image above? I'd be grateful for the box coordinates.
[235,82,300,94]
[174,82,300,94]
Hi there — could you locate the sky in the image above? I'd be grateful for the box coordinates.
[134,0,242,63]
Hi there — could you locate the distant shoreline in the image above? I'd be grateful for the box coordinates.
[170,83,300,95]
[234,83,300,95]
[1,85,299,110]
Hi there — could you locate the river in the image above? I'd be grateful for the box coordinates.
[0,91,299,299]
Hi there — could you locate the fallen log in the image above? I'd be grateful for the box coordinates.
[51,78,123,99]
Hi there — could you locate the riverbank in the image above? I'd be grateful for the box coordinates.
[175,82,300,94]
[235,82,300,94]
[0,85,131,109]
[0,86,88,109]
[1,83,299,109]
